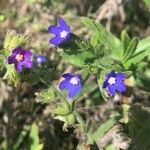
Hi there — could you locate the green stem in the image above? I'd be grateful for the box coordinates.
[75,84,99,103]
[74,111,85,125]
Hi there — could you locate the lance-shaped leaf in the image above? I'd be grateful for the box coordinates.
[12,125,30,150]
[87,117,117,144]
[28,123,43,150]
[121,30,131,54]
[136,36,150,53]
[122,38,139,62]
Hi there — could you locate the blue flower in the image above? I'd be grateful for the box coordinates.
[103,71,126,96]
[35,54,46,64]
[48,17,71,45]
[59,73,81,99]
[7,47,33,72]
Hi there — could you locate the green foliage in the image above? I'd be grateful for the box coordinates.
[143,0,150,9]
[59,39,96,67]
[123,36,150,70]
[122,38,139,62]
[12,126,30,150]
[3,64,20,86]
[51,102,72,116]
[121,30,131,52]
[4,30,30,51]
[28,123,43,150]
[55,113,76,130]
[127,105,150,150]
[0,14,5,22]
[87,117,117,144]
[36,86,55,103]
[82,17,123,60]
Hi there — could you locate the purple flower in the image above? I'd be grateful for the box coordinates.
[7,47,33,72]
[48,17,71,45]
[35,54,46,64]
[59,73,81,99]
[103,71,126,96]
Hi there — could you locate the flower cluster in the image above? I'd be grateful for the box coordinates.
[48,17,127,98]
[6,17,127,99]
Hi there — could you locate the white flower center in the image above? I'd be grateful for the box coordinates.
[70,77,79,85]
[108,77,116,85]
[60,30,68,38]
[15,54,24,62]
[37,57,42,62]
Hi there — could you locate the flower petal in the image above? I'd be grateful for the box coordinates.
[7,55,16,64]
[48,26,62,35]
[58,17,70,31]
[15,63,23,72]
[68,83,81,98]
[116,72,125,81]
[49,36,62,45]
[103,80,108,88]
[59,79,69,90]
[107,85,116,96]
[62,73,74,79]
[23,61,33,69]
[36,55,46,64]
[23,50,32,59]
[12,47,22,55]
[116,82,126,92]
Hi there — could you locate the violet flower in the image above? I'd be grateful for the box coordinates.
[103,71,126,96]
[35,54,46,64]
[59,73,81,99]
[48,17,71,45]
[7,47,33,72]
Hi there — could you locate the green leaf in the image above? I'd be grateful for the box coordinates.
[100,56,114,68]
[136,36,150,53]
[105,144,119,150]
[121,30,131,53]
[87,117,117,144]
[55,113,76,131]
[36,86,55,103]
[29,123,43,150]
[82,17,123,60]
[124,50,148,69]
[60,50,95,67]
[59,37,96,67]
[51,102,72,116]
[122,38,138,62]
[143,0,150,9]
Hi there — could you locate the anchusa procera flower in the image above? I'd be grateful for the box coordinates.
[35,54,46,65]
[7,47,33,72]
[59,73,81,99]
[103,71,126,96]
[48,17,71,45]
